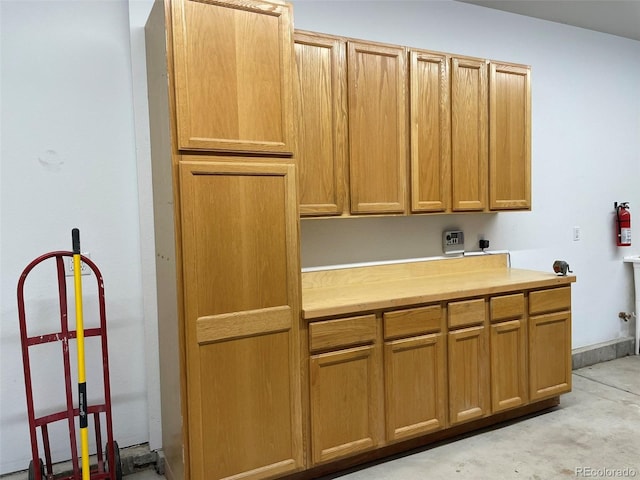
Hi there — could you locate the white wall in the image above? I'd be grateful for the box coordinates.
[293,0,640,349]
[0,0,151,474]
[1,0,639,475]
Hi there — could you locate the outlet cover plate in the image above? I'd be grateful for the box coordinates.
[443,230,464,255]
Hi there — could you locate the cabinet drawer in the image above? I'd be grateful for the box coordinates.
[490,293,524,322]
[448,298,486,329]
[529,287,571,315]
[383,305,442,340]
[309,314,376,352]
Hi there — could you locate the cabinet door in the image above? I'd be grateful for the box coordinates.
[294,32,348,216]
[384,333,446,441]
[348,41,407,214]
[409,50,450,213]
[451,56,488,211]
[179,160,302,480]
[529,311,572,401]
[171,0,294,153]
[310,345,381,464]
[489,62,531,210]
[490,319,528,412]
[448,325,490,425]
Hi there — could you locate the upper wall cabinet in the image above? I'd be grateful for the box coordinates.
[171,0,295,154]
[489,62,531,210]
[348,41,407,214]
[294,31,348,216]
[409,50,451,213]
[451,56,488,212]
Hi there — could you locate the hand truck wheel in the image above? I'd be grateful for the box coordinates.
[106,440,123,480]
[27,458,44,480]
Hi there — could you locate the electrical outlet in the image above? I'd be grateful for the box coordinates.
[64,253,91,277]
[443,230,464,255]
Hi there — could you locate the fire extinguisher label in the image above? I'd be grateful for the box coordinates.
[621,228,632,245]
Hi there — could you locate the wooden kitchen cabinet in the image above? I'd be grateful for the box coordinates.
[529,288,572,401]
[179,160,303,480]
[171,0,295,153]
[451,56,488,211]
[409,49,451,213]
[308,315,382,464]
[489,62,531,210]
[348,40,407,214]
[294,31,348,216]
[383,305,447,441]
[147,0,304,476]
[447,298,490,425]
[489,293,528,413]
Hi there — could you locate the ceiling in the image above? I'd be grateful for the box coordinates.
[456,1,640,42]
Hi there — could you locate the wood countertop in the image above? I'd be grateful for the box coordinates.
[302,254,576,320]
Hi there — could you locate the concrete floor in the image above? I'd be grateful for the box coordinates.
[8,356,640,480]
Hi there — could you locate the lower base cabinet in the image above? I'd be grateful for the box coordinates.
[529,311,572,400]
[490,319,528,412]
[447,325,490,425]
[384,333,447,441]
[305,285,573,475]
[310,345,381,464]
[528,287,572,401]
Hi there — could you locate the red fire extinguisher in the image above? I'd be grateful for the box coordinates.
[615,202,631,247]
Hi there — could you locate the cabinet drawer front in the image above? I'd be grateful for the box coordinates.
[448,298,485,329]
[529,287,571,315]
[383,305,442,339]
[490,293,524,322]
[309,315,376,352]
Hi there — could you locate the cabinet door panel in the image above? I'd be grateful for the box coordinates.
[180,161,302,480]
[490,319,528,412]
[172,0,294,153]
[448,325,490,425]
[310,345,380,464]
[529,311,572,400]
[348,41,407,214]
[294,32,347,216]
[410,50,450,213]
[451,57,488,211]
[489,62,531,210]
[384,334,446,441]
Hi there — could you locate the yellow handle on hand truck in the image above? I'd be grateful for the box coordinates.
[72,228,90,480]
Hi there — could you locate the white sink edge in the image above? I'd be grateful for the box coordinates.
[623,255,640,263]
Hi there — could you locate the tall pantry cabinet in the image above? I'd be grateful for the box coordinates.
[145,1,303,480]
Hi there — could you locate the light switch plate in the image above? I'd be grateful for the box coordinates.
[443,230,464,255]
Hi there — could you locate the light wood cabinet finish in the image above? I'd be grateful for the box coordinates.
[448,298,486,329]
[490,319,528,412]
[451,56,488,211]
[171,0,294,153]
[348,41,407,214]
[384,333,447,441]
[309,314,376,352]
[383,305,442,340]
[529,287,571,315]
[294,31,348,216]
[180,160,302,480]
[489,62,531,210]
[310,344,382,464]
[448,325,490,425]
[529,310,572,401]
[490,293,524,322]
[409,50,451,213]
[529,287,572,402]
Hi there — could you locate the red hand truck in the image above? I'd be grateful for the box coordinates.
[17,251,123,480]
